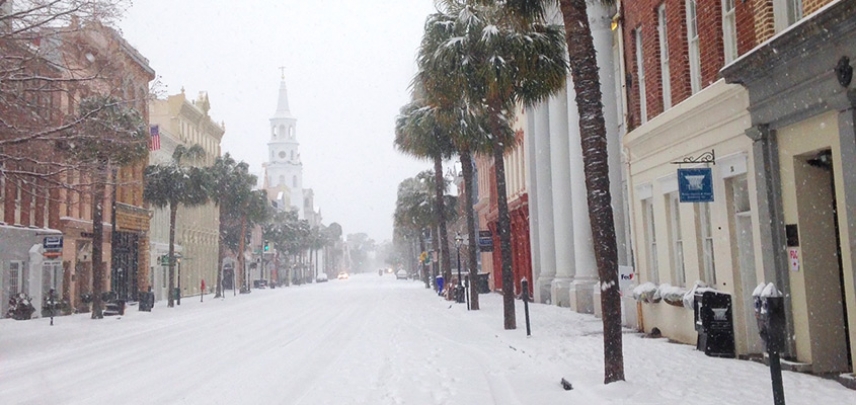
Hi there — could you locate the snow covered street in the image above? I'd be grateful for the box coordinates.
[2,273,854,404]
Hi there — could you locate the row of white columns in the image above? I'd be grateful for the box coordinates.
[527,3,619,312]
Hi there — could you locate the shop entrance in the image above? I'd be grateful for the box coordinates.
[794,149,852,372]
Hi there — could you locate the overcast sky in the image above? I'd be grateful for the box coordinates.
[119,0,439,243]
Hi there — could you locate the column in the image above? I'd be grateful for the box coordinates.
[549,88,576,307]
[566,77,596,313]
[525,107,544,302]
[532,103,558,304]
[746,124,795,357]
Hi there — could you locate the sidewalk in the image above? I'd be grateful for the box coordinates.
[446,290,856,405]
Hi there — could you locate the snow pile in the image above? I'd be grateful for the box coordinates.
[632,282,660,303]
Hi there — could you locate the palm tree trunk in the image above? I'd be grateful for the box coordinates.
[90,163,107,319]
[430,227,439,291]
[237,215,247,293]
[560,0,624,384]
[167,203,178,307]
[432,155,452,293]
[460,149,480,310]
[309,247,314,283]
[493,142,516,330]
[215,209,225,298]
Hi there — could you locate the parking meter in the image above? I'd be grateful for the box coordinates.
[754,286,786,405]
[756,296,785,352]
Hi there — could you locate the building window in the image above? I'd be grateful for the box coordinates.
[697,202,716,285]
[774,0,803,32]
[43,261,62,294]
[635,28,647,123]
[643,198,659,284]
[278,175,285,186]
[686,0,701,94]
[658,4,671,110]
[9,261,23,295]
[667,192,686,287]
[722,0,738,64]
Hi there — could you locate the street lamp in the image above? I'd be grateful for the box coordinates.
[455,233,464,303]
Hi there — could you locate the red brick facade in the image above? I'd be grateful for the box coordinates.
[623,0,756,128]
[623,0,838,129]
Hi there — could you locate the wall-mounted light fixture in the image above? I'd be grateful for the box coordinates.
[836,56,853,88]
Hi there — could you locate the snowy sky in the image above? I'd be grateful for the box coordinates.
[118,0,439,242]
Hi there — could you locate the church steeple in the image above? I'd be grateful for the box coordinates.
[274,68,293,119]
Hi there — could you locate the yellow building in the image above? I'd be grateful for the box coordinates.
[148,90,224,300]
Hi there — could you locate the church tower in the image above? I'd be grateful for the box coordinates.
[264,75,304,219]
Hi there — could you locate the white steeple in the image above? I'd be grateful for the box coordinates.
[264,73,304,219]
[273,79,294,119]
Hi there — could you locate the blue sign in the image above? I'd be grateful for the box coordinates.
[43,236,63,251]
[678,168,714,203]
[478,230,493,252]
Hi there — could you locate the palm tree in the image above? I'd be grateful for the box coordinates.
[393,176,435,287]
[65,96,149,319]
[236,189,272,292]
[500,0,624,383]
[394,99,456,294]
[208,156,258,295]
[420,0,568,329]
[408,100,493,309]
[144,144,210,308]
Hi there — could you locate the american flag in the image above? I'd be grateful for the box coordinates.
[150,125,161,151]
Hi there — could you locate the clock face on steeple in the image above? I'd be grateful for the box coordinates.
[278,151,286,159]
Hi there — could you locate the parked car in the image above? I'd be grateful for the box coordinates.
[316,273,328,283]
[395,270,408,280]
[337,271,349,280]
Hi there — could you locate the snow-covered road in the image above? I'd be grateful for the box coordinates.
[2,273,854,404]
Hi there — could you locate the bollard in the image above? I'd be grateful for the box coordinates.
[521,278,531,336]
[465,275,470,311]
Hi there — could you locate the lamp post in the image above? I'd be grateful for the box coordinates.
[455,233,464,303]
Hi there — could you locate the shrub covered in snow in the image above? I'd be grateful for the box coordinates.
[632,282,661,304]
[658,284,688,307]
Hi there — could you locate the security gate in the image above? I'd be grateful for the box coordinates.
[111,232,139,301]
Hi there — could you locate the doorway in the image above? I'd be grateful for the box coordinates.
[727,174,763,355]
[793,149,851,372]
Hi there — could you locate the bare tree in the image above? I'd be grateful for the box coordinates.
[0,1,138,191]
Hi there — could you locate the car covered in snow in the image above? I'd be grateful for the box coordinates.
[337,271,349,280]
[316,273,328,283]
[395,270,408,280]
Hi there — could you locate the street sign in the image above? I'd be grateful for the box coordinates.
[43,236,63,251]
[678,168,714,203]
[478,230,493,252]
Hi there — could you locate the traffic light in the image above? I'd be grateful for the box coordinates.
[264,240,270,252]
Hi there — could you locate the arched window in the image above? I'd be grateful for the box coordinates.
[278,125,286,139]
[290,151,294,160]
[289,126,294,138]
[278,175,285,186]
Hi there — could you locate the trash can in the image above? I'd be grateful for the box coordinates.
[476,273,490,294]
[139,292,154,312]
[435,275,445,296]
[694,290,735,358]
[173,288,181,301]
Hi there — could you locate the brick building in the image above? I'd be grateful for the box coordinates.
[621,0,854,373]
[0,20,155,316]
